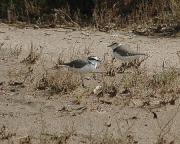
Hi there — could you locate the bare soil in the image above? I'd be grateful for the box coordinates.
[0,23,180,144]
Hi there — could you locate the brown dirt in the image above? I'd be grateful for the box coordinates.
[0,23,180,144]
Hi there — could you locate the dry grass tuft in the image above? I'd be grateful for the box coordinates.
[21,42,43,65]
[0,125,16,141]
[89,132,136,144]
[93,5,118,31]
[0,42,22,59]
[53,52,65,69]
[1,0,180,32]
[149,69,178,89]
[98,63,180,107]
[101,75,118,97]
[36,68,81,95]
[177,51,180,64]
[9,44,22,59]
[91,137,123,144]
[170,0,180,24]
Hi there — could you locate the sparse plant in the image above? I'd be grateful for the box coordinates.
[21,42,43,65]
[0,42,7,59]
[9,44,22,59]
[7,65,33,84]
[149,69,178,89]
[0,42,23,59]
[155,104,180,144]
[91,135,123,144]
[53,51,65,69]
[36,68,81,95]
[0,125,16,141]
[99,73,118,98]
[74,95,82,105]
[92,3,119,31]
[19,135,31,144]
[54,8,80,27]
[36,73,49,90]
[177,51,180,64]
[170,0,180,24]
[84,41,93,57]
[0,42,5,50]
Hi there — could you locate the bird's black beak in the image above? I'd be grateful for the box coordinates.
[107,44,112,47]
[111,57,115,63]
[97,59,101,62]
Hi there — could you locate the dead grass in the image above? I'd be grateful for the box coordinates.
[97,63,180,108]
[0,42,22,59]
[155,104,180,144]
[1,40,180,143]
[21,42,43,65]
[9,44,22,59]
[177,51,180,64]
[53,51,65,69]
[92,5,118,31]
[0,125,16,141]
[36,68,81,95]
[90,136,124,144]
[121,68,180,106]
[170,0,180,24]
[2,0,180,32]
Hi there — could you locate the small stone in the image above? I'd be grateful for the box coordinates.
[150,100,160,106]
[105,121,111,127]
[93,85,103,96]
[169,99,175,105]
[9,81,23,86]
[131,99,144,107]
[70,112,76,116]
[0,82,4,86]
[100,99,112,105]
[18,135,31,144]
[107,86,117,97]
[58,106,66,112]
[33,25,39,29]
[10,89,16,92]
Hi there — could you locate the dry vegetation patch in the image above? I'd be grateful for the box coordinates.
[95,65,180,107]
[0,42,22,59]
[1,40,180,107]
[36,68,81,95]
[170,0,180,24]
[21,42,43,65]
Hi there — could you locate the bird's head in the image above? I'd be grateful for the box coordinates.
[88,56,101,62]
[108,42,121,50]
[87,56,101,69]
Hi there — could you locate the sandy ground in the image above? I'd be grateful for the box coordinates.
[0,23,180,144]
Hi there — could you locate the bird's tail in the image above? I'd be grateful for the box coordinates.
[134,53,147,56]
[140,53,150,61]
[134,53,149,58]
[52,63,69,70]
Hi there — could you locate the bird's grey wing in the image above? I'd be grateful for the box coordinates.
[114,45,145,56]
[114,45,133,56]
[64,59,88,68]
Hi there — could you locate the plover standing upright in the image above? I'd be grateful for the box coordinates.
[108,42,147,62]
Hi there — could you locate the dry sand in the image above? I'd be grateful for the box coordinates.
[0,23,180,144]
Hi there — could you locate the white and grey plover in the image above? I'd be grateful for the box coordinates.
[108,42,147,62]
[62,56,100,73]
[61,56,101,87]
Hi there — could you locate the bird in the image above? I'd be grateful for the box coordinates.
[108,42,148,62]
[62,56,101,73]
[61,56,101,87]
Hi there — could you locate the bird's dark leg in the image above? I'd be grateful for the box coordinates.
[112,57,116,63]
[80,75,86,88]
